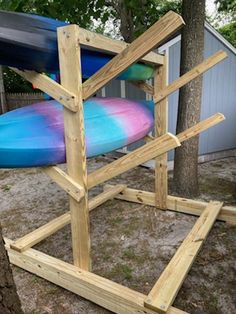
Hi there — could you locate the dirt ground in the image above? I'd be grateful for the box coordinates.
[0,155,235,314]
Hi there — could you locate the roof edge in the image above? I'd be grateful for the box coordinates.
[158,22,236,56]
[205,22,236,56]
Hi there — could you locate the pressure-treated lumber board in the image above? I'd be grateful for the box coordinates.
[82,11,184,99]
[129,80,154,95]
[177,113,225,143]
[144,201,223,313]
[109,185,236,224]
[5,239,187,314]
[154,50,227,104]
[88,133,180,188]
[11,68,78,112]
[78,27,164,65]
[88,113,224,189]
[167,196,236,225]
[43,166,85,202]
[10,185,126,253]
[58,25,90,270]
[154,57,168,209]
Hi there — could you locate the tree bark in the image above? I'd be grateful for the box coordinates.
[173,0,205,197]
[107,0,135,43]
[0,224,24,314]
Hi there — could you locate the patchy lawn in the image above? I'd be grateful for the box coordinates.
[0,156,236,314]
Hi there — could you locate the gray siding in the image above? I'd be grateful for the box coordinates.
[168,29,236,159]
[102,28,236,158]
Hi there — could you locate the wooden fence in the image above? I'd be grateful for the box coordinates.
[3,93,44,111]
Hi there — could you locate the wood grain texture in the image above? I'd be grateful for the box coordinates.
[58,25,90,270]
[5,238,187,314]
[177,113,225,143]
[96,113,224,196]
[82,11,184,99]
[154,57,168,209]
[43,166,85,202]
[154,51,227,104]
[144,201,223,313]
[88,133,180,188]
[12,68,78,112]
[110,185,236,224]
[129,80,154,95]
[10,185,126,253]
[78,27,164,65]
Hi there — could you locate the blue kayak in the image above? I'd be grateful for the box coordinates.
[0,10,154,80]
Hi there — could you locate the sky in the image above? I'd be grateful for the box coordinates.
[206,0,217,15]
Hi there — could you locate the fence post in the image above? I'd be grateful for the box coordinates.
[0,66,7,114]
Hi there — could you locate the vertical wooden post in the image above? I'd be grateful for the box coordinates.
[0,65,7,114]
[154,55,168,209]
[57,25,90,270]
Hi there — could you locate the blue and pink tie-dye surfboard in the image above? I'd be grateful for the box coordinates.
[0,98,154,168]
[0,11,156,168]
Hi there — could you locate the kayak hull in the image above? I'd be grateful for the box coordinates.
[0,10,154,80]
[0,97,154,168]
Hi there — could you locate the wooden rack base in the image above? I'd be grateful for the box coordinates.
[3,10,235,314]
[5,191,235,314]
[5,237,187,314]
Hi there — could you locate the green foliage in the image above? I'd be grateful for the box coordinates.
[0,0,103,92]
[216,0,236,13]
[106,0,181,41]
[0,0,102,28]
[218,22,236,47]
[0,0,181,37]
[0,0,181,91]
[216,0,236,19]
[3,67,34,92]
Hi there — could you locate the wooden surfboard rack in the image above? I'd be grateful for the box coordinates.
[4,11,236,314]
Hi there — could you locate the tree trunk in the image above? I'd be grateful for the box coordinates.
[108,0,135,43]
[173,0,205,197]
[0,224,24,314]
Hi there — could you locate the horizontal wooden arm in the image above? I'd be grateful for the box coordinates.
[77,27,164,66]
[82,11,184,99]
[129,80,154,95]
[88,133,180,188]
[154,50,227,104]
[11,68,78,112]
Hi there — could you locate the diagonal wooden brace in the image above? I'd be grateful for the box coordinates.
[77,27,164,65]
[154,50,227,104]
[88,112,225,189]
[11,68,79,112]
[88,133,181,188]
[42,166,85,202]
[82,11,184,99]
[130,80,154,95]
[10,185,126,252]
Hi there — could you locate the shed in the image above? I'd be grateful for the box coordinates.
[101,22,236,164]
